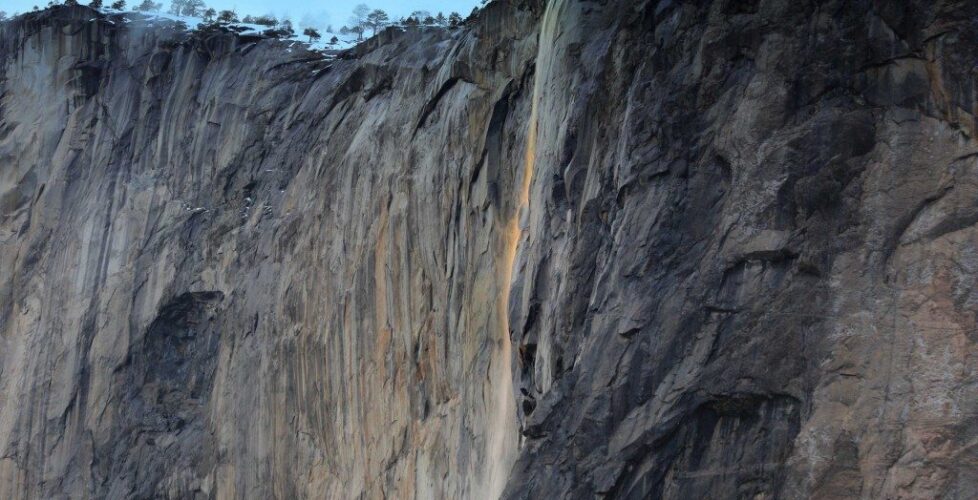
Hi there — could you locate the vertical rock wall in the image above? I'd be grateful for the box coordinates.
[0,4,537,498]
[2,1,978,499]
[505,1,978,498]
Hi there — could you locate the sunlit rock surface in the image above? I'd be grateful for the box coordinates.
[2,1,978,498]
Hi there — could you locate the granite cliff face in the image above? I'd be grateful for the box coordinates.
[2,1,978,498]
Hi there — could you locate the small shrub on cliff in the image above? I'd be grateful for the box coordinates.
[252,15,276,27]
[63,0,79,6]
[448,12,462,27]
[262,20,293,39]
[110,0,125,9]
[217,10,238,23]
[159,37,181,49]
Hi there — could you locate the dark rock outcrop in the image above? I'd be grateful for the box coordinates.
[2,1,978,498]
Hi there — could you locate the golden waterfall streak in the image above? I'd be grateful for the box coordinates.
[486,47,540,500]
[487,0,562,496]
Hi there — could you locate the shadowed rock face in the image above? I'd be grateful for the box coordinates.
[2,1,978,499]
[106,290,224,498]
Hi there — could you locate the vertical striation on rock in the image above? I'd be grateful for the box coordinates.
[2,1,978,499]
[503,1,978,498]
[0,4,539,498]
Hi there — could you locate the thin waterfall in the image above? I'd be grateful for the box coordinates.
[486,0,566,498]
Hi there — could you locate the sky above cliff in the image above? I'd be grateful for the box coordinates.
[203,0,483,28]
[2,1,484,29]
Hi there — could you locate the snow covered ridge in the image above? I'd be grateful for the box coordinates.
[0,4,473,55]
[0,4,362,53]
[99,7,361,52]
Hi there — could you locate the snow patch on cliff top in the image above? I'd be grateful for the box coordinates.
[97,8,359,51]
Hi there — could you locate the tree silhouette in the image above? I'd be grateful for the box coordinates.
[448,12,462,27]
[349,3,370,40]
[366,9,388,36]
[180,0,204,16]
[303,27,321,43]
[136,0,160,11]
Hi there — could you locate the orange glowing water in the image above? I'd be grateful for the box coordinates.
[485,1,564,497]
